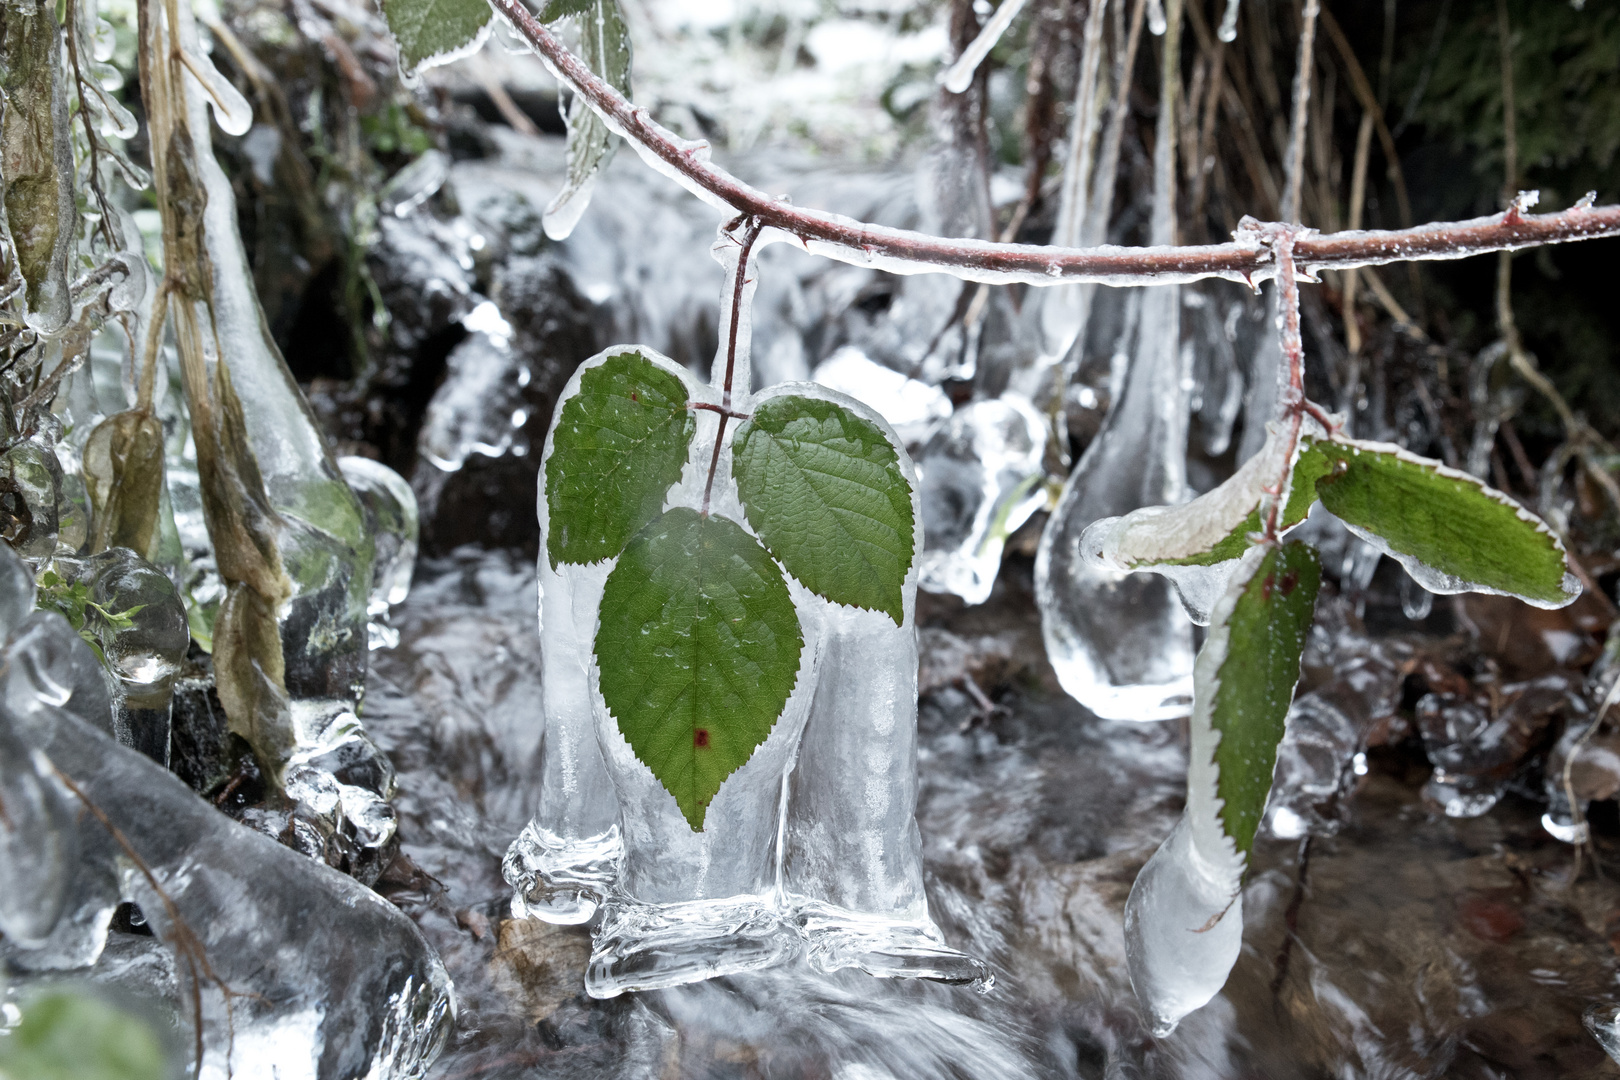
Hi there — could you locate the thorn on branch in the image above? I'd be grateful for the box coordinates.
[1503,190,1540,226]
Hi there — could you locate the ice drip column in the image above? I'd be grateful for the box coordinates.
[1035,0,1194,721]
[785,459,989,988]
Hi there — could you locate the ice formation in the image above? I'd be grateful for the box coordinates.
[1123,546,1263,1037]
[915,395,1048,606]
[0,546,454,1078]
[1035,17,1200,720]
[507,232,986,997]
[1036,278,1195,719]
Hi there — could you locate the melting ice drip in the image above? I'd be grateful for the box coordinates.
[505,231,988,998]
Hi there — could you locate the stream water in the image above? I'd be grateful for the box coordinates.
[364,546,1620,1080]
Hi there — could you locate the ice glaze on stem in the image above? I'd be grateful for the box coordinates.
[488,0,1620,288]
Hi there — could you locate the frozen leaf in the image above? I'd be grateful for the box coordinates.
[594,508,803,831]
[546,351,695,568]
[83,410,166,562]
[1311,437,1577,608]
[1,0,75,333]
[542,0,632,240]
[732,394,914,624]
[381,0,491,75]
[1206,541,1320,857]
[1084,431,1328,572]
[0,991,170,1080]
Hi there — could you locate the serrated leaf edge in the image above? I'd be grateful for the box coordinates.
[1315,435,1579,609]
[541,345,697,568]
[383,0,492,76]
[1183,544,1267,890]
[741,381,922,618]
[732,391,916,624]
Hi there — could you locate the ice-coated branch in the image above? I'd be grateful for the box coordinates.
[1263,228,1306,541]
[488,0,1620,288]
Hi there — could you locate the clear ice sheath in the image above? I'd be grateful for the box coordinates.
[0,609,454,1079]
[516,230,984,996]
[1035,281,1195,721]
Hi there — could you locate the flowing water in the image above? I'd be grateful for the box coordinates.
[364,548,1620,1079]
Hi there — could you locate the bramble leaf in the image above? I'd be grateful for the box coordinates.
[380,0,490,75]
[1206,542,1320,858]
[545,351,694,568]
[732,394,914,623]
[1085,433,1329,574]
[1309,437,1577,607]
[543,0,632,239]
[594,508,803,831]
[1167,442,1331,567]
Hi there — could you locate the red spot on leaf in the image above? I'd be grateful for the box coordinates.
[1260,573,1276,601]
[694,729,710,749]
[1280,569,1300,596]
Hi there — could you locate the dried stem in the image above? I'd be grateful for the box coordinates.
[487,0,1620,288]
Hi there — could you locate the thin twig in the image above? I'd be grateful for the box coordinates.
[486,0,1620,288]
[701,219,763,515]
[1264,226,1306,540]
[1280,0,1319,225]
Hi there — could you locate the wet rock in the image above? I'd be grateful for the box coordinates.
[412,256,597,556]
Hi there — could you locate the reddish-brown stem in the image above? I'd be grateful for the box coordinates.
[1265,229,1307,541]
[689,402,750,420]
[487,0,1620,286]
[702,220,763,515]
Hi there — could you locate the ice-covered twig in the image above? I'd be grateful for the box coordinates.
[488,0,1620,287]
[938,0,1027,95]
[1262,227,1306,540]
[700,217,762,515]
[1279,0,1319,224]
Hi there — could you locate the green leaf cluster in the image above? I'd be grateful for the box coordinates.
[546,352,916,829]
[1130,435,1573,609]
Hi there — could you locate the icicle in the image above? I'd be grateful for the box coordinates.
[1037,0,1193,720]
[1146,0,1168,35]
[1019,0,1109,394]
[938,0,1029,95]
[1217,0,1241,42]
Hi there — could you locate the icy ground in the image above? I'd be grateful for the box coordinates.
[363,546,1620,1080]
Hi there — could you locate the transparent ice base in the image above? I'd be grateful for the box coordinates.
[585,895,801,999]
[502,822,622,925]
[1046,651,1194,722]
[796,901,992,989]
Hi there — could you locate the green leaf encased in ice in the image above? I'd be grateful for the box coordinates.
[1165,442,1332,567]
[1310,437,1572,605]
[1211,542,1320,858]
[594,508,803,831]
[545,352,695,568]
[546,0,632,228]
[380,0,490,73]
[732,395,914,623]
